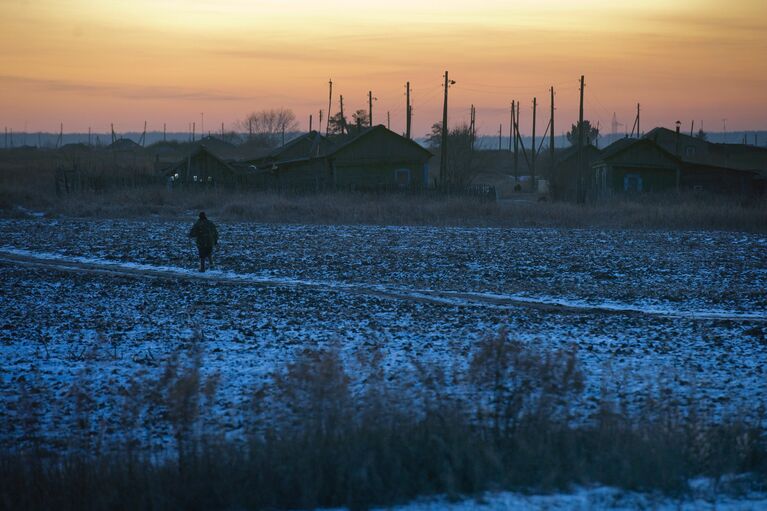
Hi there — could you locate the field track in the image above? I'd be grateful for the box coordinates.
[3,248,764,323]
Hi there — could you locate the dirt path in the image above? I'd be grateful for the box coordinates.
[1,248,765,322]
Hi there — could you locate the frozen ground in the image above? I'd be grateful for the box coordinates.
[362,484,767,511]
[1,218,766,451]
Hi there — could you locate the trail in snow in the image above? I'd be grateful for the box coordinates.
[1,247,765,322]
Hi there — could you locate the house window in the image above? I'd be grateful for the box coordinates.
[685,146,696,157]
[395,168,410,187]
[623,173,643,193]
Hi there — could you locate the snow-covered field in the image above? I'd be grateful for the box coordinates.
[372,484,767,511]
[1,218,766,452]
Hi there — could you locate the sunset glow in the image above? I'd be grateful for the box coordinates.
[1,0,765,136]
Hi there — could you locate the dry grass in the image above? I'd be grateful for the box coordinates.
[1,161,766,231]
[2,331,766,510]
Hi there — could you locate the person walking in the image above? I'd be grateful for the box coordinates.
[189,211,218,272]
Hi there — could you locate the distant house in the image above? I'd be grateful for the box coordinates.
[250,125,433,190]
[591,138,682,197]
[644,127,763,195]
[167,145,255,187]
[550,144,602,201]
[252,131,335,168]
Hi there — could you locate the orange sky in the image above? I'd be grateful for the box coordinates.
[1,0,766,137]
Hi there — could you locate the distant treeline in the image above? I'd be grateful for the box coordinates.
[4,130,767,151]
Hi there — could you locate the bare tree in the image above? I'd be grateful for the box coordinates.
[237,108,299,148]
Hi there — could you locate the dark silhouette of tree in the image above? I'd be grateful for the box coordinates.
[327,112,348,135]
[427,121,480,186]
[351,110,369,133]
[566,120,599,146]
[237,108,298,148]
[425,122,443,149]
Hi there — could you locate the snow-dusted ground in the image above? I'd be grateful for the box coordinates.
[1,218,766,452]
[364,485,767,511]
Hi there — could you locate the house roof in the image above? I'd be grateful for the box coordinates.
[555,143,601,164]
[108,138,143,151]
[645,127,767,174]
[190,136,241,160]
[327,125,433,158]
[168,145,245,176]
[263,131,336,162]
[595,137,680,164]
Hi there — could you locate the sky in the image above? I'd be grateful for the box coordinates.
[1,0,766,138]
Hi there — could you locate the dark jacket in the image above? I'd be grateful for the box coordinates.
[189,218,218,248]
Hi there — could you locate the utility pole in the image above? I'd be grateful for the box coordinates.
[513,100,519,182]
[405,81,412,139]
[368,90,375,127]
[469,104,476,151]
[340,95,346,134]
[327,79,333,136]
[163,123,167,142]
[309,114,313,132]
[532,97,537,190]
[509,102,514,151]
[550,87,555,176]
[88,126,92,146]
[577,75,585,203]
[498,124,502,151]
[690,120,694,137]
[439,70,454,185]
[629,103,640,138]
[192,121,196,142]
[318,110,323,135]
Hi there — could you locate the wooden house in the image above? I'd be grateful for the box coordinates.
[645,127,763,194]
[591,138,681,197]
[549,144,602,201]
[253,125,433,191]
[167,145,255,187]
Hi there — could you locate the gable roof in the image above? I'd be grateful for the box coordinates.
[190,135,241,160]
[327,125,433,158]
[108,138,143,151]
[596,137,679,164]
[263,130,335,162]
[645,127,767,174]
[555,143,601,164]
[168,145,243,176]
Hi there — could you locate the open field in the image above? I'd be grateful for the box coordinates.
[2,218,766,445]
[1,218,766,509]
